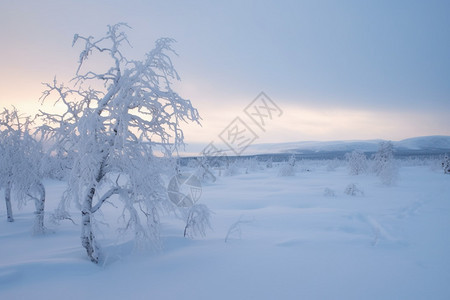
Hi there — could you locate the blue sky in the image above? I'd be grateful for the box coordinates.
[1,0,449,146]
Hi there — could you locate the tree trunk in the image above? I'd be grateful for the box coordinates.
[5,182,14,222]
[33,182,46,234]
[81,185,99,263]
[81,149,106,263]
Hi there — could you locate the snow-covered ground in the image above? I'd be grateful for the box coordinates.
[1,161,449,299]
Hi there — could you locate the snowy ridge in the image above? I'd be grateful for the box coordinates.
[244,135,450,155]
[395,136,450,150]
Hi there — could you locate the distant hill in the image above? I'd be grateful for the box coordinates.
[242,135,450,159]
[181,136,450,159]
[395,136,450,151]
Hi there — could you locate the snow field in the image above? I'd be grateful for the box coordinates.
[0,162,449,299]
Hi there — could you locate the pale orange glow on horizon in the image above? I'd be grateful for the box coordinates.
[1,83,449,146]
[179,97,450,146]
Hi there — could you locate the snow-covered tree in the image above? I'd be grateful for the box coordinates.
[40,24,202,263]
[278,154,296,176]
[0,107,46,233]
[345,150,368,175]
[194,156,216,183]
[224,160,239,176]
[373,141,398,185]
[244,157,261,173]
[265,157,273,168]
[373,141,393,173]
[442,154,450,174]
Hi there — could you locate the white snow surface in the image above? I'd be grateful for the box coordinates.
[1,162,450,299]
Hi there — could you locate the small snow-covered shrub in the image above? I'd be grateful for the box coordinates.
[324,188,336,197]
[378,161,399,185]
[345,150,368,175]
[184,204,212,238]
[224,216,253,243]
[278,164,294,176]
[326,158,341,171]
[344,183,364,196]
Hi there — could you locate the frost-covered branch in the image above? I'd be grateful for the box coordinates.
[184,204,212,238]
[92,187,120,213]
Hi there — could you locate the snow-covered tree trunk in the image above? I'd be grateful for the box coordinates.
[33,182,46,234]
[5,181,14,222]
[81,161,104,263]
[81,186,99,263]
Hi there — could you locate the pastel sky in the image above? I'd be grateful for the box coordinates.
[1,0,449,147]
